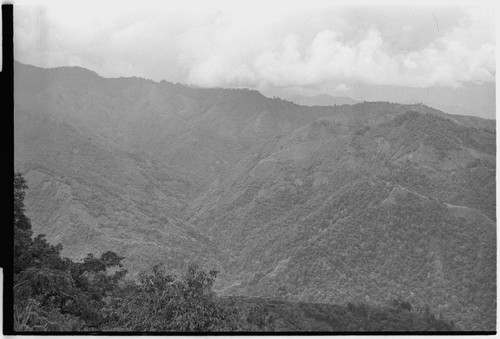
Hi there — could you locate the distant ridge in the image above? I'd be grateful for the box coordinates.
[289,94,360,106]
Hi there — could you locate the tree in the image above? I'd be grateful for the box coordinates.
[113,264,243,331]
[13,173,127,331]
[14,173,34,274]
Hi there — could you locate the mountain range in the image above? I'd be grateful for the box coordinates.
[14,61,496,330]
[288,94,360,106]
[268,81,495,120]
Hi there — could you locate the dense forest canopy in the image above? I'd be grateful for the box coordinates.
[11,172,457,332]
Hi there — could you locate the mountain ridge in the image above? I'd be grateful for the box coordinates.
[289,94,361,107]
[14,61,496,330]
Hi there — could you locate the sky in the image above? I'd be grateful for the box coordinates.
[11,0,497,117]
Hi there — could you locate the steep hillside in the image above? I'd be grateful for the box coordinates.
[14,64,220,274]
[14,62,496,330]
[14,109,222,275]
[15,62,332,187]
[186,111,496,330]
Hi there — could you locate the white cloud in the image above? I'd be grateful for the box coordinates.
[336,83,350,92]
[178,5,495,89]
[14,3,495,90]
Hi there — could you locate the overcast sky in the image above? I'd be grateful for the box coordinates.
[12,0,496,107]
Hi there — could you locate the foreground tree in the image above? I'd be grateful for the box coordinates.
[14,173,34,274]
[13,173,127,331]
[109,264,243,331]
[13,173,244,332]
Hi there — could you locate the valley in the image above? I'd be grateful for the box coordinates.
[14,61,496,331]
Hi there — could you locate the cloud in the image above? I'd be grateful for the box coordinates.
[14,3,495,91]
[185,7,495,89]
[336,83,350,92]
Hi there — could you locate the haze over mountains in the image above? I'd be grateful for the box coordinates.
[14,61,496,331]
[284,82,495,119]
[289,94,360,107]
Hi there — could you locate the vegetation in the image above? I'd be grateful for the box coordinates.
[229,296,456,331]
[15,173,125,330]
[13,173,457,332]
[13,172,243,332]
[14,63,495,332]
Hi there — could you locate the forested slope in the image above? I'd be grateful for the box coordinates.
[14,62,496,330]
